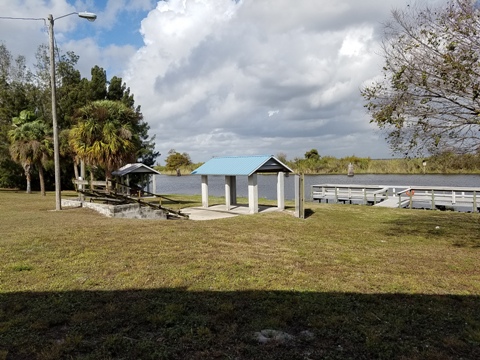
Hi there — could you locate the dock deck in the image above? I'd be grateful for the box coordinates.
[311,184,480,212]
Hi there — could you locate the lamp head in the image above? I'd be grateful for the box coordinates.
[78,12,97,22]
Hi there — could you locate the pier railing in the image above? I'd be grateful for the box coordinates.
[311,184,480,212]
[395,186,479,212]
[311,184,390,205]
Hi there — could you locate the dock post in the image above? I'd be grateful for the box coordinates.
[294,174,304,219]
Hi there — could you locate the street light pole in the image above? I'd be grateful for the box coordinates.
[48,14,62,211]
[47,12,96,211]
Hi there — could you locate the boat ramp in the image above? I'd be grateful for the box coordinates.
[311,184,480,212]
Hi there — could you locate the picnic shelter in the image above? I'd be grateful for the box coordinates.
[191,155,293,213]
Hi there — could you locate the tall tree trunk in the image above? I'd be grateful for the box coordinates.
[38,163,46,196]
[24,163,31,194]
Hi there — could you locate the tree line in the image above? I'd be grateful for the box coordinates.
[0,44,157,192]
[281,149,480,174]
[156,148,480,176]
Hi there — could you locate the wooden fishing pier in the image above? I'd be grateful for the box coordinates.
[311,184,480,212]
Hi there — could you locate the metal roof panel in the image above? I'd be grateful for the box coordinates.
[191,155,293,176]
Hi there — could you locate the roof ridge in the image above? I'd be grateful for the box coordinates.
[212,154,272,158]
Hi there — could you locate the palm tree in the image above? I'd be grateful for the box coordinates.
[69,100,139,180]
[9,110,52,195]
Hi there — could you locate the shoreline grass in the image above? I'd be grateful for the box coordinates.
[1,190,479,359]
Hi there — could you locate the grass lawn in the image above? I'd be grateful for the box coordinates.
[0,190,479,359]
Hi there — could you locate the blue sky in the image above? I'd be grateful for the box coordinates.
[1,0,449,164]
[65,0,149,48]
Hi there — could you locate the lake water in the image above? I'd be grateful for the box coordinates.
[153,174,480,201]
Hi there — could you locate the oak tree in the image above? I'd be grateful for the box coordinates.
[362,0,480,155]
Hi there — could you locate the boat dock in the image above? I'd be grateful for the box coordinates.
[311,184,480,212]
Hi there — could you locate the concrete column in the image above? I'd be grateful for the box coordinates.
[248,173,258,214]
[231,176,237,205]
[152,174,157,195]
[277,171,285,210]
[201,175,209,208]
[225,176,232,211]
[146,175,151,194]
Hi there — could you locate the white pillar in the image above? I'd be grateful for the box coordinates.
[248,173,258,214]
[152,174,157,195]
[201,175,209,208]
[277,171,285,210]
[225,176,232,211]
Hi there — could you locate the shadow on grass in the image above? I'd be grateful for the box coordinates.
[1,290,479,359]
[383,212,480,248]
[304,208,315,219]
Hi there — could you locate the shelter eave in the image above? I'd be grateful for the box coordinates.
[112,163,161,177]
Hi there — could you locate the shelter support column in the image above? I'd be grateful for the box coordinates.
[277,171,285,210]
[225,176,232,211]
[152,174,157,195]
[231,176,237,205]
[201,175,209,208]
[146,175,151,194]
[248,173,258,214]
[224,176,237,210]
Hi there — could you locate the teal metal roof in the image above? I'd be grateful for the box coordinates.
[191,155,293,176]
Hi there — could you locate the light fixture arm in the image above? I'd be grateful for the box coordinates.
[54,12,97,22]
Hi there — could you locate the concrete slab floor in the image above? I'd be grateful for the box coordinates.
[181,204,283,221]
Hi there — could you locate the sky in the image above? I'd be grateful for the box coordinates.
[0,0,447,164]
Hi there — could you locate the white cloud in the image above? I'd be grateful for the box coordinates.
[62,38,137,78]
[4,0,438,164]
[124,0,403,163]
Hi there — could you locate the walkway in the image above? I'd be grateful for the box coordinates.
[182,204,283,221]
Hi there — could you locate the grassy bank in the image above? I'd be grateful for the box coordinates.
[1,190,479,359]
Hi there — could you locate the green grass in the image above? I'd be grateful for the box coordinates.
[1,190,479,359]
